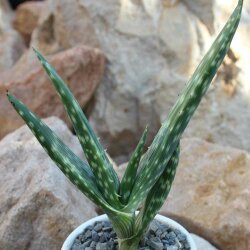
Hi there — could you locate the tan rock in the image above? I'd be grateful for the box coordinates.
[117,0,160,36]
[81,0,211,161]
[13,1,46,44]
[0,45,105,139]
[81,0,250,162]
[160,138,250,250]
[158,3,210,75]
[0,117,98,250]
[162,0,180,8]
[117,138,250,249]
[155,69,250,153]
[30,0,99,55]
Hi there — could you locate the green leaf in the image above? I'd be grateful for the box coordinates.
[7,92,114,212]
[33,49,121,208]
[120,126,148,204]
[135,142,180,235]
[123,0,243,212]
[7,91,141,240]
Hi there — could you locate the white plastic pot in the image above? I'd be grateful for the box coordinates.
[62,214,197,250]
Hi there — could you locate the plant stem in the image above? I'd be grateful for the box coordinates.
[119,237,141,250]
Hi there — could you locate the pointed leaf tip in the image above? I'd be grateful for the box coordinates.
[32,49,122,208]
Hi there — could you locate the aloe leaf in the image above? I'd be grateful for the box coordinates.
[135,142,180,235]
[7,90,140,238]
[124,0,243,212]
[120,126,148,204]
[7,92,114,212]
[33,49,121,208]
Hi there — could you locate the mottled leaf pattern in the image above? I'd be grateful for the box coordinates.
[120,127,148,204]
[7,94,137,240]
[135,142,180,235]
[33,49,121,208]
[124,0,243,212]
[6,0,243,248]
[7,93,114,212]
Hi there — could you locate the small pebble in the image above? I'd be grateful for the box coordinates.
[150,221,160,234]
[168,232,177,239]
[103,226,112,232]
[86,225,94,231]
[85,230,92,239]
[146,237,163,250]
[177,233,187,242]
[92,230,99,242]
[90,241,97,248]
[96,242,107,250]
[94,223,103,232]
[71,219,191,250]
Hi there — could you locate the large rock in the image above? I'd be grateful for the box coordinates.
[79,0,209,162]
[0,45,105,139]
[117,138,250,249]
[0,117,97,250]
[79,0,250,162]
[160,138,250,250]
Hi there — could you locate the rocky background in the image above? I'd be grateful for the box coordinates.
[0,0,249,249]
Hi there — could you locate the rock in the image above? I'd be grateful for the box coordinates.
[156,68,250,153]
[117,0,160,37]
[159,138,250,250]
[181,0,215,34]
[0,0,13,30]
[13,1,46,44]
[80,0,250,163]
[0,117,98,250]
[181,0,247,34]
[0,0,26,72]
[116,138,250,249]
[191,234,218,250]
[179,0,250,102]
[30,0,99,55]
[0,30,26,72]
[0,45,105,139]
[80,0,212,162]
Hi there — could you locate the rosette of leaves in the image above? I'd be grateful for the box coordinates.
[7,1,243,249]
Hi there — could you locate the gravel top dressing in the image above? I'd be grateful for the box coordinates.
[71,219,191,250]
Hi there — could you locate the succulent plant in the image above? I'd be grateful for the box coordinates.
[7,1,243,249]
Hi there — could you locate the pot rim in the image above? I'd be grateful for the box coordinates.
[61,214,197,250]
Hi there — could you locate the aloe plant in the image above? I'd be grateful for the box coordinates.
[7,1,243,249]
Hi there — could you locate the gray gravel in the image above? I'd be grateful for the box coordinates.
[71,219,191,250]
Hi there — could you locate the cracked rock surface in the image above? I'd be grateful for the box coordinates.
[0,117,97,250]
[117,138,250,250]
[79,0,250,162]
